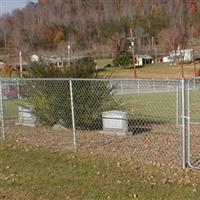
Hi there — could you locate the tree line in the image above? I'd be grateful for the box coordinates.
[0,0,200,56]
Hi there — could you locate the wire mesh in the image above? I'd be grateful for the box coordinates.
[72,79,181,167]
[2,79,74,150]
[187,78,200,168]
[1,78,183,167]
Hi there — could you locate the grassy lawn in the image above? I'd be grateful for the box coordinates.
[1,79,199,127]
[117,89,200,124]
[116,92,177,123]
[189,90,200,122]
[95,58,113,69]
[3,90,200,124]
[0,57,198,79]
[2,92,177,123]
[1,140,200,200]
[3,100,19,119]
[98,61,199,79]
[2,99,30,119]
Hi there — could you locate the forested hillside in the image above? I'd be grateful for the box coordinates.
[0,0,200,56]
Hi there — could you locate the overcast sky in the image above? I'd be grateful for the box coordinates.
[0,0,38,16]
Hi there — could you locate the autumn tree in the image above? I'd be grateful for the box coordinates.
[159,26,185,51]
[191,0,198,15]
[0,0,199,54]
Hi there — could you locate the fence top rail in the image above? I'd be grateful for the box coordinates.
[0,77,181,82]
[188,77,200,83]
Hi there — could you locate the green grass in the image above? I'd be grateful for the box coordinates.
[189,90,200,122]
[116,90,200,124]
[1,91,197,123]
[100,63,198,79]
[3,98,31,119]
[116,92,177,123]
[2,92,177,123]
[2,88,200,126]
[3,100,19,118]
[95,58,113,68]
[1,140,200,200]
[102,63,192,72]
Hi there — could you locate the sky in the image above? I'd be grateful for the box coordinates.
[0,0,38,16]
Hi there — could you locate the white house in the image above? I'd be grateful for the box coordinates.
[135,55,153,66]
[163,48,194,63]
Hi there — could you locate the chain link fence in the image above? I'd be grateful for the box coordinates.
[0,78,187,168]
[1,79,74,150]
[73,79,181,167]
[187,78,200,169]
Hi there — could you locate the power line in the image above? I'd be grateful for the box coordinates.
[127,28,137,78]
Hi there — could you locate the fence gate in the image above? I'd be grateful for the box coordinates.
[187,78,200,169]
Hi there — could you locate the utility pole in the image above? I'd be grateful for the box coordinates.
[192,48,197,77]
[151,36,154,50]
[127,28,137,78]
[180,47,184,79]
[67,41,71,67]
[152,36,157,64]
[155,46,158,64]
[178,45,184,78]
[181,59,184,79]
[19,50,23,78]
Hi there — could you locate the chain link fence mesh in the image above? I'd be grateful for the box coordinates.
[1,78,183,167]
[72,79,181,167]
[2,79,74,150]
[187,78,200,168]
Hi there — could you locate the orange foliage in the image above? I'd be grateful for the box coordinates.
[151,2,160,15]
[135,0,143,9]
[40,25,65,44]
[197,69,200,77]
[191,0,198,15]
[192,21,200,37]
[3,65,14,77]
[38,0,53,4]
[40,25,55,42]
[53,31,65,43]
[134,0,144,15]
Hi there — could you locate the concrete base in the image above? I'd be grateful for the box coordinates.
[99,130,132,136]
[15,122,36,127]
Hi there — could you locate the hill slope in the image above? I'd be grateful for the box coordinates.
[0,0,200,55]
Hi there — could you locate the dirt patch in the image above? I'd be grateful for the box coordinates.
[4,119,182,168]
[186,125,200,168]
[0,188,29,200]
[5,120,74,150]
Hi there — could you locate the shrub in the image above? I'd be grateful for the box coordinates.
[72,80,116,129]
[69,57,96,77]
[26,58,118,129]
[27,56,96,78]
[113,50,132,68]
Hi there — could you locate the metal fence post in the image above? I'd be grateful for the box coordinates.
[193,79,196,90]
[137,80,140,93]
[0,80,5,140]
[153,79,156,92]
[120,80,123,95]
[187,79,191,168]
[176,85,179,127]
[16,80,20,99]
[69,79,77,150]
[181,78,187,169]
[167,79,170,92]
